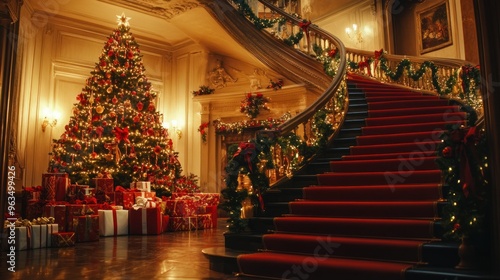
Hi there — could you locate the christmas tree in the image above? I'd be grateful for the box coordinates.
[49,14,182,188]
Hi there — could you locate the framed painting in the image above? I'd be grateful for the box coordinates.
[416,0,452,54]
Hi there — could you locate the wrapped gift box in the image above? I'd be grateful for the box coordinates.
[93,178,114,193]
[200,205,218,228]
[67,204,101,232]
[129,207,162,235]
[168,216,197,232]
[26,200,45,220]
[195,214,213,230]
[74,215,99,242]
[115,191,135,209]
[22,186,42,202]
[164,199,197,217]
[11,226,34,250]
[43,204,67,232]
[42,173,70,202]
[44,224,59,247]
[98,209,128,236]
[66,184,87,203]
[130,181,151,192]
[171,193,220,206]
[51,232,75,247]
[134,191,156,201]
[162,215,170,233]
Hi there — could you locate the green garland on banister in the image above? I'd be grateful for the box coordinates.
[231,0,285,30]
[219,135,272,233]
[436,124,489,241]
[379,57,458,96]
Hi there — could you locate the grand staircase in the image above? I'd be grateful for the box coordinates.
[201,1,495,279]
[209,76,495,280]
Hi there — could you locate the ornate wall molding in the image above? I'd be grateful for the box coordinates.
[98,0,200,20]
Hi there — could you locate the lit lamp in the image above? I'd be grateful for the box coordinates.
[345,24,363,44]
[162,120,182,139]
[41,108,61,132]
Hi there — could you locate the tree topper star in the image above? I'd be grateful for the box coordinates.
[117,13,131,27]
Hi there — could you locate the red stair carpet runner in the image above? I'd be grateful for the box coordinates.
[236,77,467,279]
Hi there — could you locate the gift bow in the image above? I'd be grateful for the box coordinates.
[113,127,130,143]
[458,126,481,199]
[233,142,256,171]
[132,196,156,209]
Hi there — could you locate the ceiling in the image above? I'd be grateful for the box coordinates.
[25,0,263,65]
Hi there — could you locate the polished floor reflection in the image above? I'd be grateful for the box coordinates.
[0,219,239,279]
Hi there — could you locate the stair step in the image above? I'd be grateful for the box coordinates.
[368,105,462,118]
[356,131,443,146]
[349,140,441,155]
[302,183,443,202]
[224,232,264,251]
[329,156,438,172]
[368,99,450,110]
[364,112,466,126]
[361,120,466,135]
[288,201,445,219]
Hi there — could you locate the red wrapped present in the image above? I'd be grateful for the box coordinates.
[43,204,67,232]
[168,216,197,231]
[98,209,128,236]
[22,186,42,201]
[67,204,101,232]
[195,214,213,229]
[162,215,170,233]
[130,181,151,192]
[164,199,197,217]
[171,192,220,206]
[51,232,75,247]
[42,173,70,202]
[115,186,137,209]
[129,207,162,235]
[26,200,46,220]
[93,178,114,193]
[74,215,99,242]
[134,191,156,201]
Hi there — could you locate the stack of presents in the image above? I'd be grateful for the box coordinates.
[4,172,220,250]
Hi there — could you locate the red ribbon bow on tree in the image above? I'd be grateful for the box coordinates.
[113,127,130,143]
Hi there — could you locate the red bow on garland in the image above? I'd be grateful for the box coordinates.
[374,48,384,69]
[233,142,256,171]
[457,126,481,199]
[298,20,312,50]
[113,127,130,143]
[358,58,372,76]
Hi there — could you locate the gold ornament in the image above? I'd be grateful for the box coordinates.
[105,154,114,161]
[124,100,131,108]
[96,105,104,114]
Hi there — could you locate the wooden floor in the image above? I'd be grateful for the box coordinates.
[0,219,241,279]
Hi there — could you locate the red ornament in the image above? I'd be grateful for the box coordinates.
[153,145,162,154]
[442,146,453,158]
[133,114,141,123]
[112,96,118,104]
[131,91,137,96]
[90,152,98,158]
[147,103,155,111]
[73,143,82,151]
[127,51,134,59]
[137,101,144,111]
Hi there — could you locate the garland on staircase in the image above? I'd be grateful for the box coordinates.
[436,124,489,241]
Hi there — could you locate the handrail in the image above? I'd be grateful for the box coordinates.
[345,47,483,120]
[234,0,347,135]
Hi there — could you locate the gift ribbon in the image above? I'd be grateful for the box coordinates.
[112,209,118,236]
[141,209,148,234]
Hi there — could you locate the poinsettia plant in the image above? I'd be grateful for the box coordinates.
[198,122,209,143]
[192,85,215,96]
[240,92,270,119]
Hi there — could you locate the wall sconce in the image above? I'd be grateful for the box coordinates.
[345,24,363,44]
[162,120,182,139]
[41,108,61,132]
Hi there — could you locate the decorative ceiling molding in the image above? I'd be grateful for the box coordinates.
[98,0,200,20]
